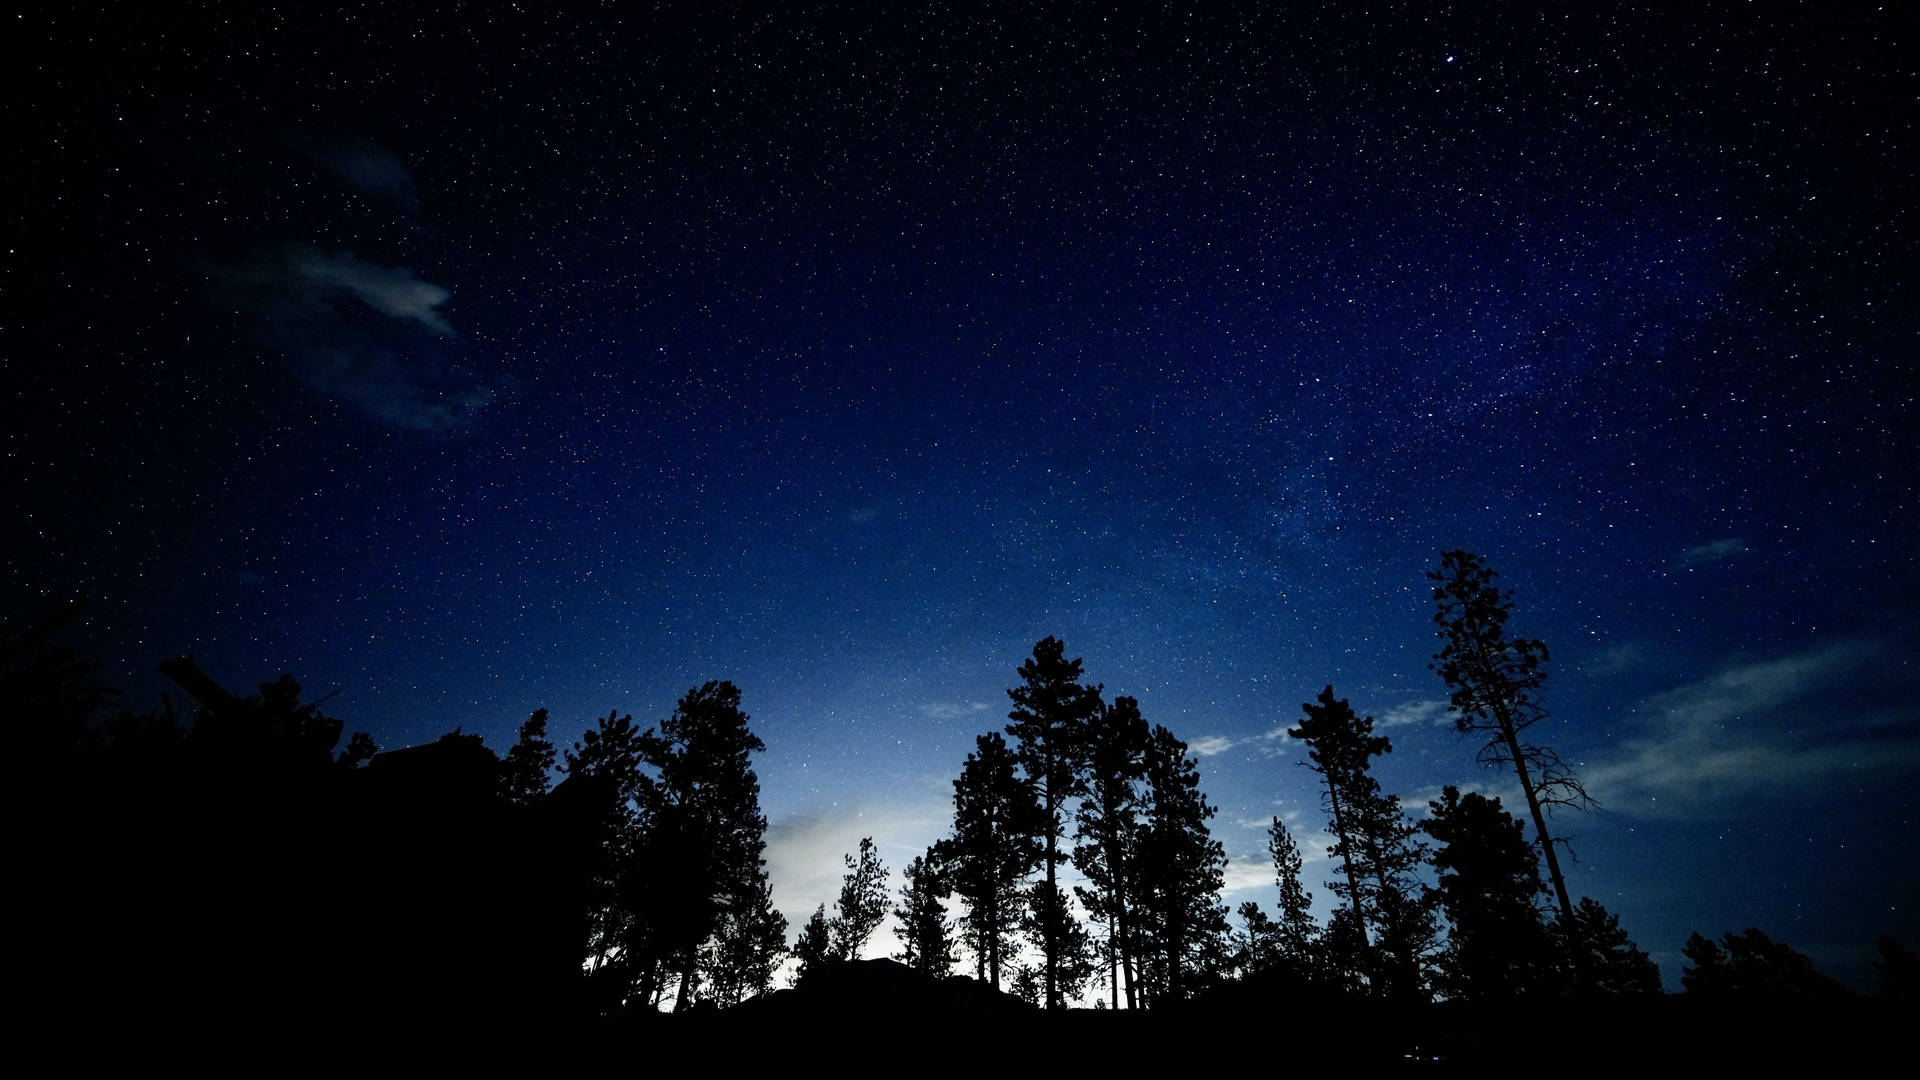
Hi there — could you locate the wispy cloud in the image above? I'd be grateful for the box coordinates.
[1678,538,1747,567]
[1378,699,1451,729]
[1189,734,1239,756]
[280,247,454,334]
[1581,639,1920,816]
[763,798,948,949]
[920,701,992,721]
[217,245,501,431]
[1222,825,1336,899]
[1222,853,1277,896]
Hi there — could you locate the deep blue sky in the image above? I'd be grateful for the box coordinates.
[9,1,1915,990]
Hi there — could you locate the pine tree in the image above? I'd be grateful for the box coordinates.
[705,876,787,1005]
[791,904,833,986]
[650,681,775,1010]
[1027,881,1099,1003]
[1288,686,1434,1001]
[1134,724,1229,1005]
[1267,816,1318,975]
[1321,905,1370,996]
[935,731,1042,990]
[1429,551,1588,936]
[829,836,892,961]
[1234,902,1284,978]
[1005,636,1102,1009]
[562,682,776,1010]
[1876,935,1917,999]
[559,709,651,1000]
[1683,928,1850,997]
[1074,695,1151,1008]
[893,852,955,977]
[499,708,555,806]
[1560,898,1661,994]
[1420,786,1555,999]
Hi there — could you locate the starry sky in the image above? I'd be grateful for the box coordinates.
[9,2,1916,991]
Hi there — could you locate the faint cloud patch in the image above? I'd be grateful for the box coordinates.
[1583,639,1919,816]
[1189,734,1238,756]
[278,247,453,334]
[1378,699,1450,729]
[1402,779,1521,819]
[1222,853,1277,897]
[1678,538,1747,567]
[216,245,502,431]
[763,798,947,954]
[920,701,991,721]
[1255,725,1295,757]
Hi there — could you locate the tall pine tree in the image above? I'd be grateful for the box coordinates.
[1289,686,1434,1001]
[829,836,892,961]
[1074,695,1152,1008]
[1134,724,1229,1005]
[498,708,555,806]
[562,682,777,1010]
[790,905,833,986]
[1420,786,1555,999]
[1429,551,1587,937]
[704,876,787,1005]
[1005,636,1102,1009]
[935,732,1042,990]
[894,852,956,977]
[1267,816,1318,978]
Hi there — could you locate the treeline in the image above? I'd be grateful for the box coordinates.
[784,550,1912,1009]
[13,548,1915,1032]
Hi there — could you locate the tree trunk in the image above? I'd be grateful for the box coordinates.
[987,889,1001,989]
[1044,838,1059,1008]
[1325,780,1371,936]
[1498,711,1574,926]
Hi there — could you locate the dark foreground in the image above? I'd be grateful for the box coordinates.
[35,960,1905,1070]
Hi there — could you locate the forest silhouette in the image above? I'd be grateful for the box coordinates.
[14,554,1911,1064]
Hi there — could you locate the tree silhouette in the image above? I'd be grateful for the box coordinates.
[830,836,892,961]
[1074,695,1152,1008]
[1267,816,1318,977]
[5,600,114,762]
[651,681,776,1010]
[894,852,956,977]
[1005,636,1103,1009]
[1429,551,1587,937]
[1876,935,1917,999]
[1027,880,1099,1003]
[1009,961,1043,1007]
[1421,786,1555,998]
[499,708,555,806]
[1233,902,1284,978]
[935,731,1043,990]
[1319,905,1371,996]
[1135,723,1229,1005]
[560,708,650,1003]
[1288,686,1434,1000]
[790,905,834,986]
[706,875,787,1005]
[560,681,774,1010]
[1560,898,1661,994]
[1682,927,1851,997]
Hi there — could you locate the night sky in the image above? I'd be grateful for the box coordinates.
[9,2,1915,991]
